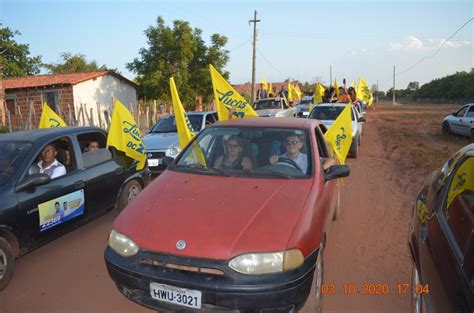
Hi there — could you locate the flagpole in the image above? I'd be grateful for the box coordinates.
[249,10,260,105]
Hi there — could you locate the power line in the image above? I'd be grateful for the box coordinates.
[256,48,286,77]
[396,17,473,76]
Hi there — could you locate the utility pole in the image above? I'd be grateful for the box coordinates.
[392,65,396,105]
[249,10,260,104]
[329,65,332,86]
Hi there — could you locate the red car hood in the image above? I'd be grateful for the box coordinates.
[113,170,313,260]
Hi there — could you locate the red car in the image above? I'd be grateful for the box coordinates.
[105,118,349,312]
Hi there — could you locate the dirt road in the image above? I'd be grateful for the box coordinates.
[0,102,468,313]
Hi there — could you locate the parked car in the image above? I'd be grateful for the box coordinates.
[408,144,473,313]
[253,97,296,117]
[105,118,349,312]
[408,144,474,313]
[308,103,365,158]
[0,127,151,290]
[296,96,314,118]
[442,103,474,141]
[144,111,218,174]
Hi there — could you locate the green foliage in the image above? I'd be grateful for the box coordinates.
[385,72,474,102]
[44,52,107,74]
[0,26,42,77]
[127,17,229,109]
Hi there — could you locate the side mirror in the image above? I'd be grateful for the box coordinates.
[16,173,51,192]
[324,165,350,181]
[452,112,457,116]
[358,116,366,122]
[162,156,175,168]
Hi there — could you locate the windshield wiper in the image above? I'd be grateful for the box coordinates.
[171,164,231,176]
[249,168,292,179]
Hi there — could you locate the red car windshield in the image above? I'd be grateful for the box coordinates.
[174,126,312,178]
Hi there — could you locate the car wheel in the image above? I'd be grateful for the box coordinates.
[332,188,341,220]
[411,262,423,313]
[442,122,451,135]
[0,237,15,290]
[299,243,324,313]
[117,180,142,212]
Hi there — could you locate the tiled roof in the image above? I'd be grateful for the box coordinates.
[3,70,137,90]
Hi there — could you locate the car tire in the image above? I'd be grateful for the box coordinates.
[116,180,142,212]
[0,237,15,291]
[442,122,451,135]
[299,243,324,313]
[333,188,341,220]
[411,262,423,313]
[349,136,359,158]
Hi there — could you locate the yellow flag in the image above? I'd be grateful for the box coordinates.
[334,79,340,98]
[350,81,355,88]
[446,157,474,208]
[288,83,301,101]
[209,64,258,120]
[310,83,325,112]
[170,77,195,149]
[261,79,268,91]
[357,78,374,106]
[106,99,146,170]
[39,103,67,128]
[268,82,273,96]
[323,104,353,164]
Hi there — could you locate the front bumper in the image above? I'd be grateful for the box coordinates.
[105,247,318,312]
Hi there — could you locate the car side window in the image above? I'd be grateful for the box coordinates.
[442,156,474,259]
[27,137,75,180]
[456,106,468,117]
[205,114,215,126]
[466,105,474,118]
[77,132,110,168]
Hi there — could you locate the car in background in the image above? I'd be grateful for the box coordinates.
[0,127,150,290]
[408,144,473,313]
[143,111,218,174]
[105,118,350,312]
[308,103,365,158]
[253,97,296,117]
[442,103,474,141]
[296,96,314,118]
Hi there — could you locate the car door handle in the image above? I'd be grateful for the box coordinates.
[74,180,85,189]
[115,167,124,175]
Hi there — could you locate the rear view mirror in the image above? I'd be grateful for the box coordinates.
[358,116,366,122]
[16,173,51,192]
[324,165,350,181]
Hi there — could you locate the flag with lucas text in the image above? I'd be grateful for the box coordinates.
[446,157,474,208]
[107,99,146,170]
[323,104,353,164]
[357,78,374,106]
[39,103,67,128]
[170,77,206,166]
[209,64,258,120]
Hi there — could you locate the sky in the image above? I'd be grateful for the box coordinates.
[2,0,473,92]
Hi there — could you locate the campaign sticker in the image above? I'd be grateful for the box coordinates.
[38,189,85,232]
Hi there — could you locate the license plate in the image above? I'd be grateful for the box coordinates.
[150,282,202,309]
[147,158,161,167]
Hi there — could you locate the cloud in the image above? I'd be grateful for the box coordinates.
[390,35,471,51]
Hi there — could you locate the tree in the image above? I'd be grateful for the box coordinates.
[0,26,42,77]
[44,52,107,74]
[406,81,419,91]
[127,17,229,108]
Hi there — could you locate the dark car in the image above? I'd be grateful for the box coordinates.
[105,118,349,312]
[0,127,150,290]
[408,144,473,313]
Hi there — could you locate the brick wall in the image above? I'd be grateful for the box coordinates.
[5,86,76,130]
